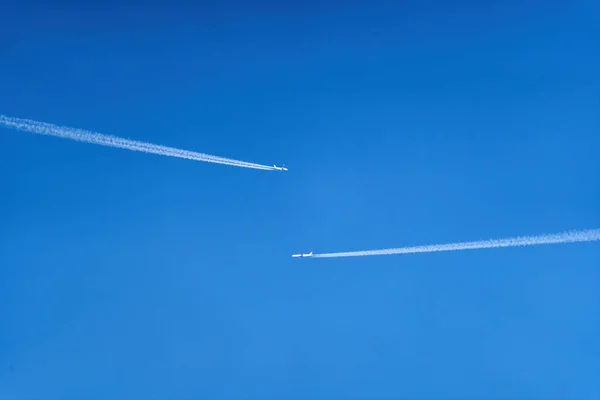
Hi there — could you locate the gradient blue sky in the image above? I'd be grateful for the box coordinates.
[1,1,599,398]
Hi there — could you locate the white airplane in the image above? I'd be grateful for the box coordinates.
[291,251,313,258]
[273,164,288,171]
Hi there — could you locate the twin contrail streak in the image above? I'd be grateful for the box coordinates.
[308,229,600,258]
[0,115,278,171]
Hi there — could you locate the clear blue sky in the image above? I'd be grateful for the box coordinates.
[1,1,599,398]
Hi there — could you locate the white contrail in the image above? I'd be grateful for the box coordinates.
[0,115,279,171]
[305,229,600,258]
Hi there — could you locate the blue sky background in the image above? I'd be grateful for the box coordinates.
[1,1,599,398]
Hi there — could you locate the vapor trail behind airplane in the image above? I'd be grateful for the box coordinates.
[0,115,280,171]
[300,229,600,259]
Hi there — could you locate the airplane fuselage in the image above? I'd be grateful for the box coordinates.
[292,252,313,258]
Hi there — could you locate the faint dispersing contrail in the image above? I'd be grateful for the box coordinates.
[0,115,279,171]
[306,229,600,259]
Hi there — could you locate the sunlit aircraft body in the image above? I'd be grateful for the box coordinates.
[273,165,288,171]
[291,252,313,258]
